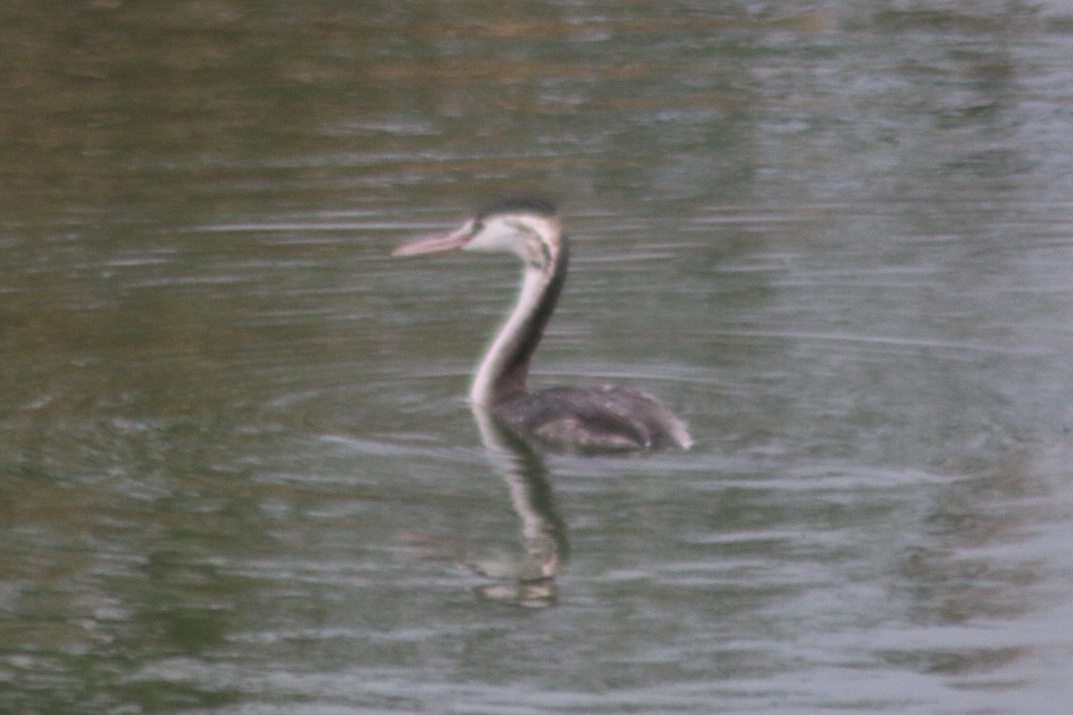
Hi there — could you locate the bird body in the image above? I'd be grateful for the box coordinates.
[497,384,692,451]
[393,198,691,451]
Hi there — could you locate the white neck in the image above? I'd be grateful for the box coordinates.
[469,264,551,406]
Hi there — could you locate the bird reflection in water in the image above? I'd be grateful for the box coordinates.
[467,403,568,609]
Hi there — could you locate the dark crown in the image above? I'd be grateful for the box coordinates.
[475,197,558,221]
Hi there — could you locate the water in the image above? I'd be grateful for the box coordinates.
[3,2,1073,713]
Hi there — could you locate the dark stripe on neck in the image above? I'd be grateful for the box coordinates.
[490,237,569,404]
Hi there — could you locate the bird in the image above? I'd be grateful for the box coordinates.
[392,197,692,452]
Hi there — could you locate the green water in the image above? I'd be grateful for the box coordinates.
[3,2,1073,713]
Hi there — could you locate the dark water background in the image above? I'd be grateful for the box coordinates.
[4,2,1073,713]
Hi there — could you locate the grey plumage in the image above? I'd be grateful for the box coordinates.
[497,385,692,451]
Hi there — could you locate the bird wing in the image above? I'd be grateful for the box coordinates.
[498,385,688,451]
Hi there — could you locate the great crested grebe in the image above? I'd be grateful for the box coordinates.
[393,198,692,451]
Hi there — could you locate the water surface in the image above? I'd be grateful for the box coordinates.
[3,2,1073,713]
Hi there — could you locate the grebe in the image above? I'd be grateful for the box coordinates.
[393,198,692,451]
